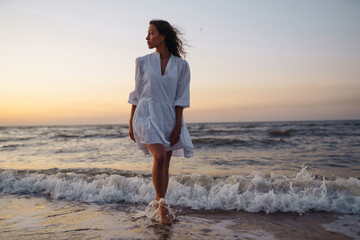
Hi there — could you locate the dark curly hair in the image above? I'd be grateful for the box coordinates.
[149,19,187,59]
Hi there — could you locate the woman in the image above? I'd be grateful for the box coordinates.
[128,19,194,225]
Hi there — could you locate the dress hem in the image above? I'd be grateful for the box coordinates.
[135,141,193,158]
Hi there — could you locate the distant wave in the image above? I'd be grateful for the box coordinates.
[0,144,26,151]
[51,133,127,139]
[192,137,248,147]
[0,137,33,142]
[268,129,295,137]
[192,137,289,148]
[1,166,359,214]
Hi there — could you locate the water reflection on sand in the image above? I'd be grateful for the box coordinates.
[1,194,356,240]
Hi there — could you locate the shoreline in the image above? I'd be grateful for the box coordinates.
[1,194,357,240]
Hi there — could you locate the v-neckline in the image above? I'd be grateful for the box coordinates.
[157,51,172,77]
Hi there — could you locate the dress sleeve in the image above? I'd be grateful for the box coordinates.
[128,57,142,105]
[174,60,190,108]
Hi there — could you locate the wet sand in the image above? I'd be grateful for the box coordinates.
[1,194,357,240]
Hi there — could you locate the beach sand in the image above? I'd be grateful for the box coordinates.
[1,193,357,240]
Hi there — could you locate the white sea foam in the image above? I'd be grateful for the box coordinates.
[0,166,359,214]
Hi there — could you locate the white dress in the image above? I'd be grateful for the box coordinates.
[128,51,194,158]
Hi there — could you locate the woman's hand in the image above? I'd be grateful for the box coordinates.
[169,124,181,146]
[129,122,136,142]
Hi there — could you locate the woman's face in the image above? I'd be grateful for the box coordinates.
[146,24,164,49]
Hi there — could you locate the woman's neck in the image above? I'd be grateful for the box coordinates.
[156,45,171,59]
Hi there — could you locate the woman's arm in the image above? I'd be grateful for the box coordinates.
[129,104,137,124]
[169,106,183,146]
[175,106,183,127]
[129,104,137,142]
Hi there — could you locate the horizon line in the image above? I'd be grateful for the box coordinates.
[1,118,359,127]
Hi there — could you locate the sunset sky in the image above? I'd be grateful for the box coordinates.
[1,0,359,126]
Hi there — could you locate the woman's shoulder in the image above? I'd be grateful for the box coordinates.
[135,52,156,65]
[139,51,157,59]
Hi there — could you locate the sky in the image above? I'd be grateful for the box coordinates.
[0,0,359,126]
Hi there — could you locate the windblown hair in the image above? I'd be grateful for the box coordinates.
[149,19,187,59]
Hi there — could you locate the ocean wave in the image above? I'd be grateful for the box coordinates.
[0,143,26,150]
[0,137,34,142]
[51,133,127,139]
[191,127,260,136]
[192,137,248,147]
[268,129,295,137]
[0,166,359,214]
[192,137,289,148]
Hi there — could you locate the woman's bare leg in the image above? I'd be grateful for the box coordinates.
[164,151,172,193]
[146,143,167,200]
[145,144,172,224]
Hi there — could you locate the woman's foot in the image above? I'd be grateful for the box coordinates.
[158,198,173,225]
[144,198,174,224]
[158,204,172,225]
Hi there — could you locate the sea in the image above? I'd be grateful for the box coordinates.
[0,120,359,239]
